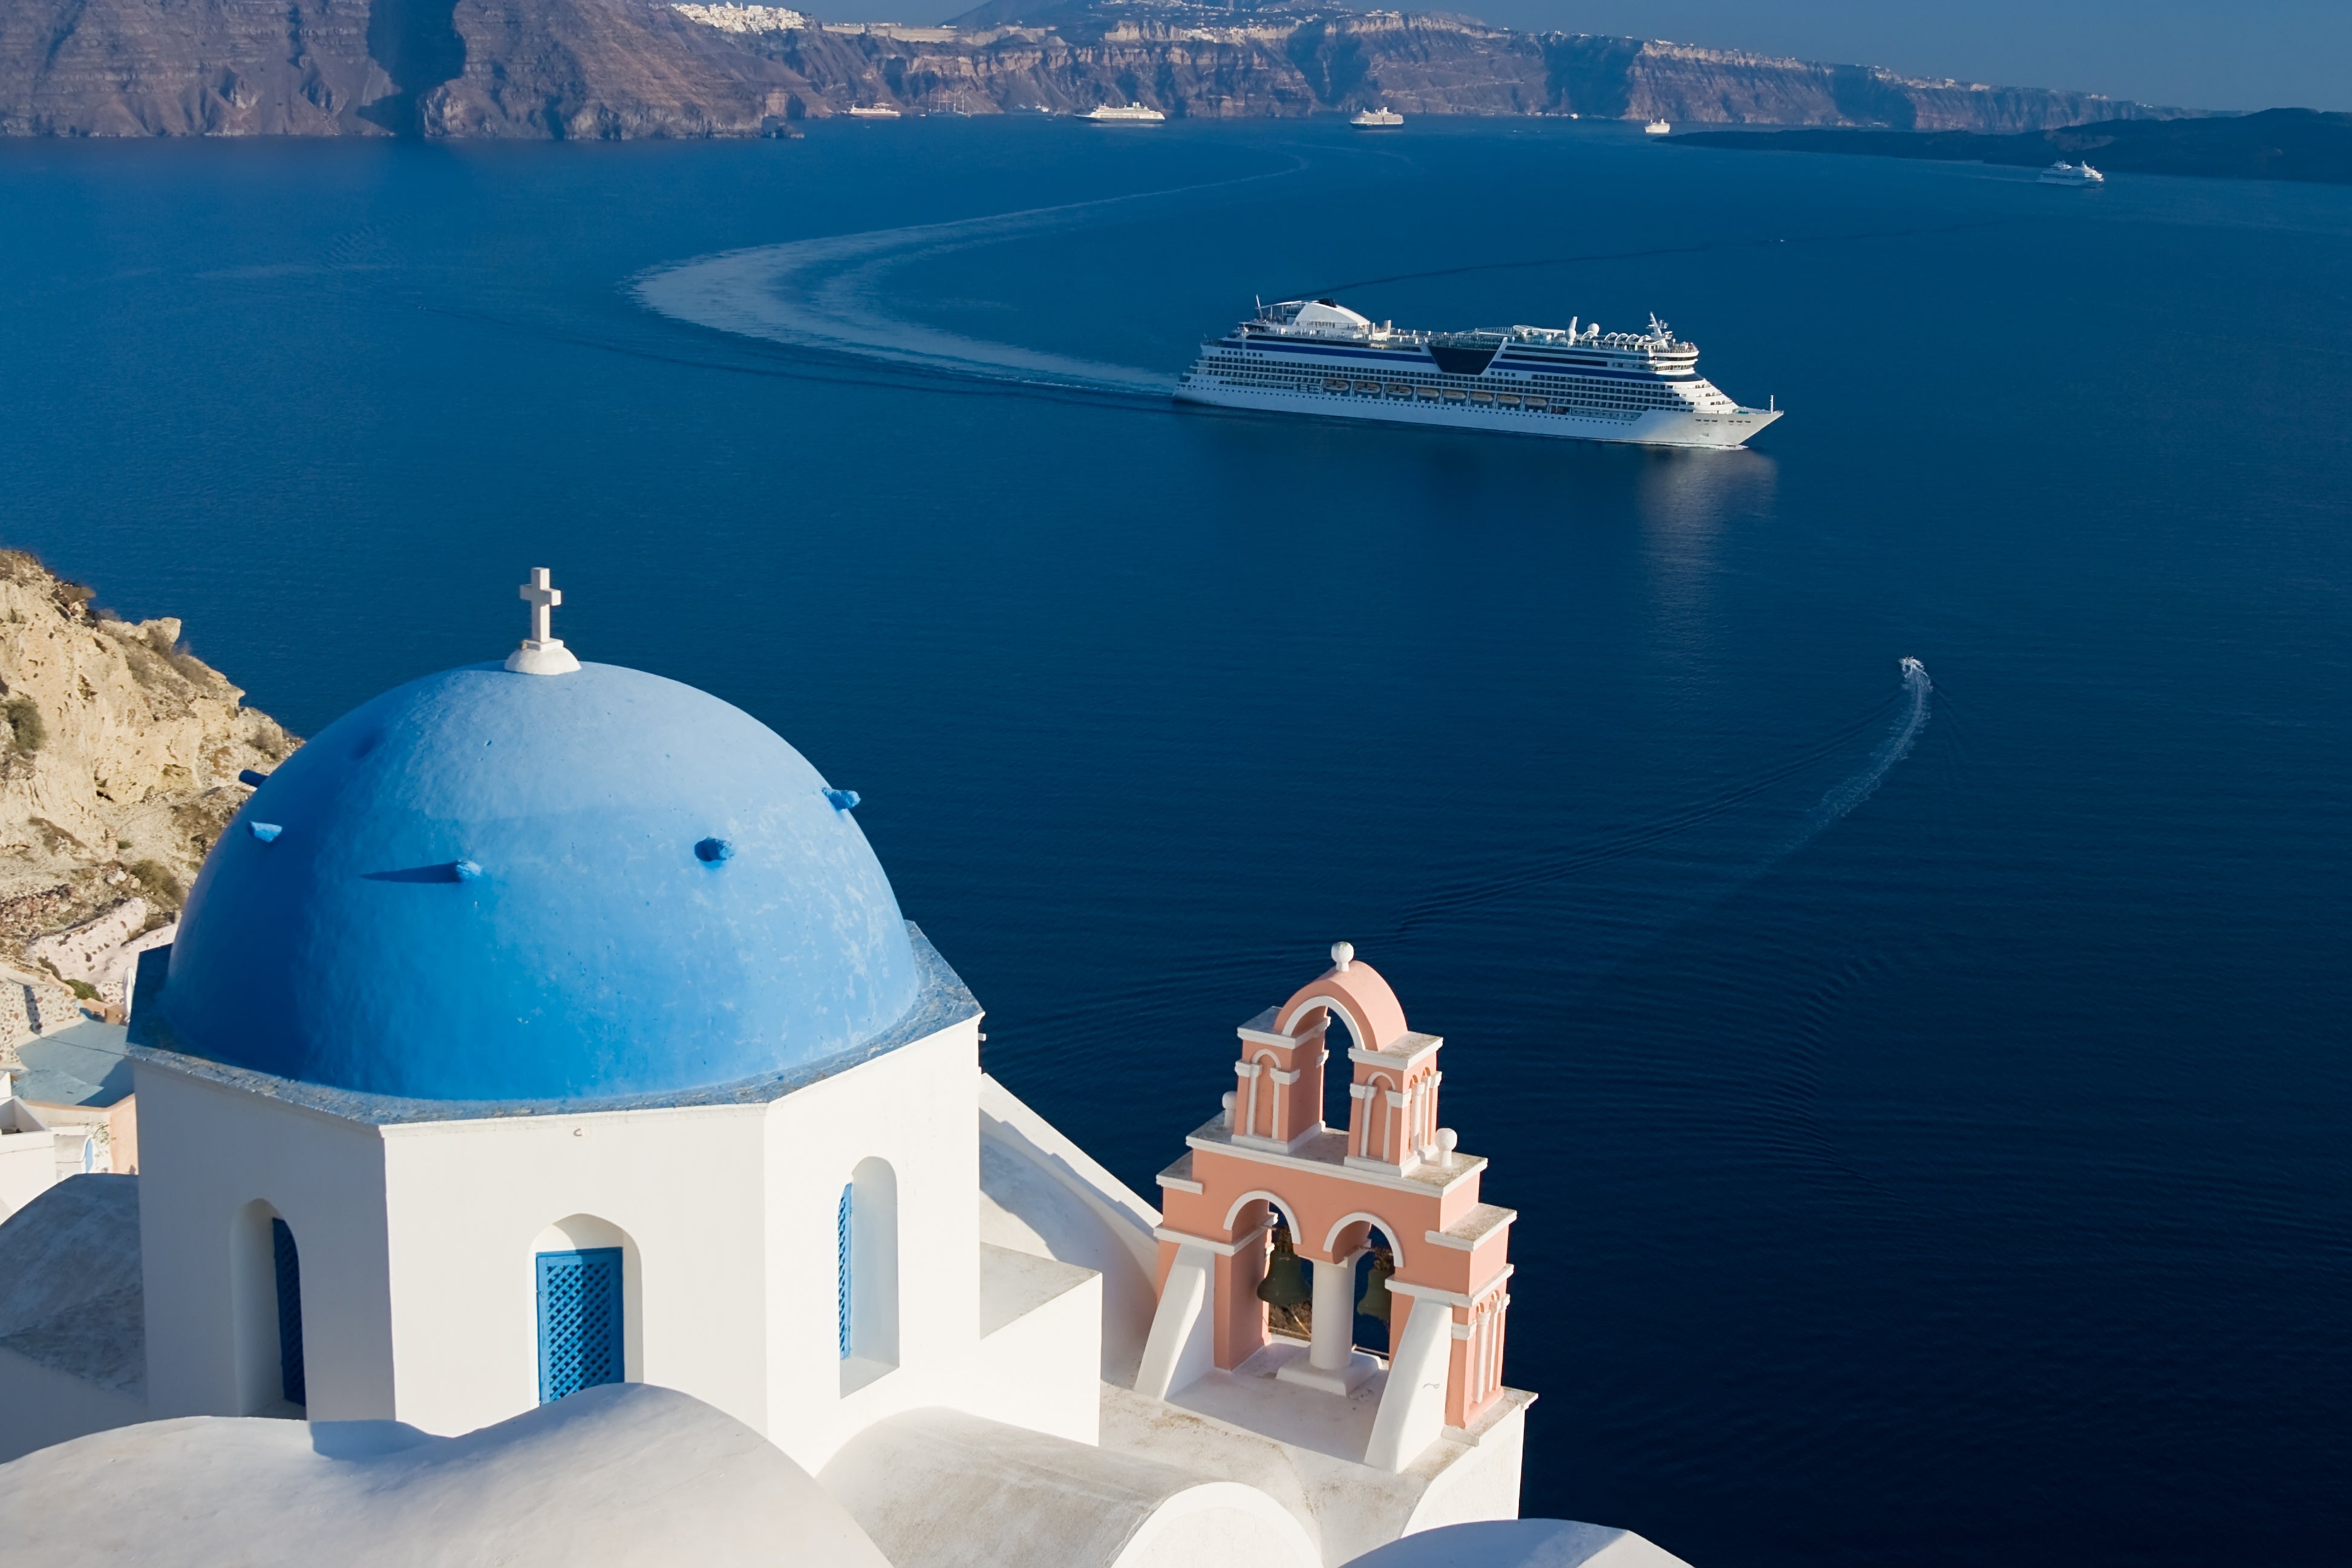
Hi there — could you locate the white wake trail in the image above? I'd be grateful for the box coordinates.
[1786,656,1933,852]
[630,166,1300,394]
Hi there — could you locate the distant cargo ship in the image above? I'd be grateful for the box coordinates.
[1174,298,1782,449]
[1080,103,1166,122]
[1351,107,1405,129]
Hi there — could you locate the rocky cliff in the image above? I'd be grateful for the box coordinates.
[0,554,295,1015]
[0,0,2189,139]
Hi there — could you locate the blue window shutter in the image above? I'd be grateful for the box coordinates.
[271,1218,305,1407]
[837,1183,854,1360]
[537,1248,624,1403]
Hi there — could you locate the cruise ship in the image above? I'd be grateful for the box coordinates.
[1174,298,1782,448]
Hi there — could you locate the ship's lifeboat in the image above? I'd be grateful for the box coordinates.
[1524,396,1550,410]
[1497,393,1521,406]
[1417,387,1443,400]
[1442,388,1468,401]
[1469,390,1494,403]
[1386,383,1412,396]
[1324,377,1349,392]
[1354,381,1381,393]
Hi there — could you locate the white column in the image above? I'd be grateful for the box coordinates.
[1365,1293,1451,1472]
[1308,1257,1356,1372]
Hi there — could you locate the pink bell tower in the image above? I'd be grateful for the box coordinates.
[1137,943,1520,1473]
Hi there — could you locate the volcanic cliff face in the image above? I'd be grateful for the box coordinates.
[0,0,2187,138]
[0,554,294,977]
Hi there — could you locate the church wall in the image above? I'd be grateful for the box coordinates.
[377,1099,773,1439]
[133,1063,396,1422]
[760,1019,991,1473]
[967,1252,1102,1444]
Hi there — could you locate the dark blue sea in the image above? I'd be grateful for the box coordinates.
[3,120,2347,1566]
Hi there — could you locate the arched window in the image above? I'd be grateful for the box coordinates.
[532,1217,639,1403]
[839,1157,899,1390]
[271,1218,306,1408]
[837,1183,853,1361]
[234,1201,304,1416]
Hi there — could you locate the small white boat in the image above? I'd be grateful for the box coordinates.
[1350,106,1404,129]
[1644,119,1671,136]
[2039,160,2105,185]
[1079,103,1166,123]
[846,104,901,119]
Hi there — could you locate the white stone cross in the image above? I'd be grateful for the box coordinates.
[505,566,582,676]
[521,567,561,644]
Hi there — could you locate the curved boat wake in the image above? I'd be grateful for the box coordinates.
[1383,657,1935,982]
[1779,655,1933,858]
[631,166,1299,397]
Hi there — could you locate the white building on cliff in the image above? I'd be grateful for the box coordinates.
[0,574,1691,1568]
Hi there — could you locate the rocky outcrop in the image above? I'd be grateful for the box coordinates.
[0,0,2192,138]
[421,0,815,137]
[0,552,294,996]
[0,0,392,135]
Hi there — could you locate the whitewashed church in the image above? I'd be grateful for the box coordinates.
[0,574,1694,1568]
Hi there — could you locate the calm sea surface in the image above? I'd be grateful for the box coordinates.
[3,121,2347,1566]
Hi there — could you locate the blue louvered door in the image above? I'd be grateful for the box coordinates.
[536,1247,624,1403]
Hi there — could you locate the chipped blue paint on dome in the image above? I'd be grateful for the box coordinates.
[152,662,921,1102]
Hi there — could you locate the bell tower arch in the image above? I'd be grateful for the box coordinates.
[1139,942,1519,1474]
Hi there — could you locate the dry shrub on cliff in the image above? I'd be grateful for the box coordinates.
[126,858,186,911]
[3,695,42,754]
[147,625,213,685]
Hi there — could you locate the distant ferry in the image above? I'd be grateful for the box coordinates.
[1175,298,1782,448]
[847,104,901,119]
[1351,106,1405,129]
[1645,119,1672,136]
[2039,160,2105,185]
[1080,103,1165,123]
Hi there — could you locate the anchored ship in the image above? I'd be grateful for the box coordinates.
[1351,106,1405,129]
[1174,298,1783,449]
[1081,103,1166,122]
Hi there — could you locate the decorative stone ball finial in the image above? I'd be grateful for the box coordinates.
[1436,1128,1458,1156]
[1330,941,1354,973]
[505,567,582,676]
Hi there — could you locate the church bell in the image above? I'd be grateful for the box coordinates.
[1356,1247,1394,1324]
[1256,1224,1311,1310]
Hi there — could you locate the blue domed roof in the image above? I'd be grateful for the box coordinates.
[151,662,922,1102]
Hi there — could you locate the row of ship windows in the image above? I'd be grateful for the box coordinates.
[1203,371,1670,414]
[1209,358,1682,404]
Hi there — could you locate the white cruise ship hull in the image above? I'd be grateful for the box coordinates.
[1174,377,1780,449]
[1175,302,1782,449]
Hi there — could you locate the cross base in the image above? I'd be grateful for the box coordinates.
[505,638,582,676]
